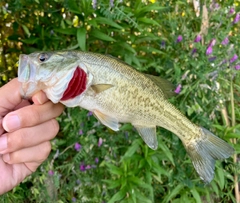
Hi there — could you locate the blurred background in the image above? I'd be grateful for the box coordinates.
[0,0,239,202]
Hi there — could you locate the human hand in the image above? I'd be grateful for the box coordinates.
[0,78,64,195]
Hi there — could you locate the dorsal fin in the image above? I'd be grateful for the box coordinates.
[144,74,176,99]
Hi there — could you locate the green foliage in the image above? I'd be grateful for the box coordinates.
[0,0,239,202]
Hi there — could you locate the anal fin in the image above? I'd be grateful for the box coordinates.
[93,110,120,131]
[134,125,158,150]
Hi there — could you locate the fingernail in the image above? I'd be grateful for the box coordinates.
[3,153,10,162]
[3,114,20,132]
[0,135,7,152]
[35,94,43,105]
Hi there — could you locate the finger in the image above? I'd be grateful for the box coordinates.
[0,78,22,117]
[2,101,64,132]
[0,117,3,135]
[2,141,51,169]
[13,99,31,110]
[0,119,59,154]
[0,158,31,195]
[32,91,49,105]
[0,99,31,134]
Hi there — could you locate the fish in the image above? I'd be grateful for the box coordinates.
[18,50,234,183]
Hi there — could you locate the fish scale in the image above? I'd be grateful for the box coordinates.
[78,55,197,139]
[18,50,234,183]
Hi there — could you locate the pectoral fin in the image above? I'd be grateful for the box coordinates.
[93,110,120,131]
[91,84,113,94]
[134,125,158,150]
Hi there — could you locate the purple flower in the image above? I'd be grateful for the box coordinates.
[174,84,182,94]
[79,129,83,135]
[210,2,220,11]
[110,0,114,8]
[235,64,240,70]
[74,142,81,151]
[48,170,54,176]
[87,111,93,116]
[80,163,86,171]
[194,35,201,43]
[72,197,76,202]
[176,35,183,43]
[98,137,103,147]
[214,3,220,10]
[208,38,216,47]
[85,165,91,169]
[191,48,197,55]
[233,13,240,24]
[92,0,97,9]
[230,54,238,63]
[160,40,166,49]
[206,46,213,55]
[208,56,217,62]
[221,37,229,45]
[95,157,99,163]
[229,7,235,15]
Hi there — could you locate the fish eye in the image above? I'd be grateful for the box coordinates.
[38,53,49,62]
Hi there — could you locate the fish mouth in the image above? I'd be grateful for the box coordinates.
[18,54,39,99]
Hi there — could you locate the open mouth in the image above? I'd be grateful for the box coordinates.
[60,66,87,101]
[18,54,39,98]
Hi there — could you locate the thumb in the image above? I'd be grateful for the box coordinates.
[0,78,22,117]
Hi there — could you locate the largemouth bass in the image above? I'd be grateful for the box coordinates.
[18,51,234,183]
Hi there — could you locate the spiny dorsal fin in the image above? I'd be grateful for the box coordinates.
[91,84,113,94]
[144,74,176,99]
[133,125,158,150]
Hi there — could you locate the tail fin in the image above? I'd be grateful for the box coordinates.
[185,127,234,183]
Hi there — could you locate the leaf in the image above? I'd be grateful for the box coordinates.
[108,190,126,203]
[90,29,116,42]
[96,17,123,29]
[141,46,165,55]
[158,142,175,165]
[119,42,137,54]
[132,56,141,67]
[106,163,123,175]
[67,0,81,14]
[77,27,86,51]
[210,181,219,196]
[67,43,80,50]
[54,28,77,35]
[122,139,140,159]
[138,17,160,26]
[163,184,184,203]
[135,5,166,17]
[190,189,202,203]
[225,133,239,138]
[102,179,122,189]
[216,166,225,190]
[21,37,38,44]
[128,176,152,191]
[22,24,31,37]
[135,189,152,203]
